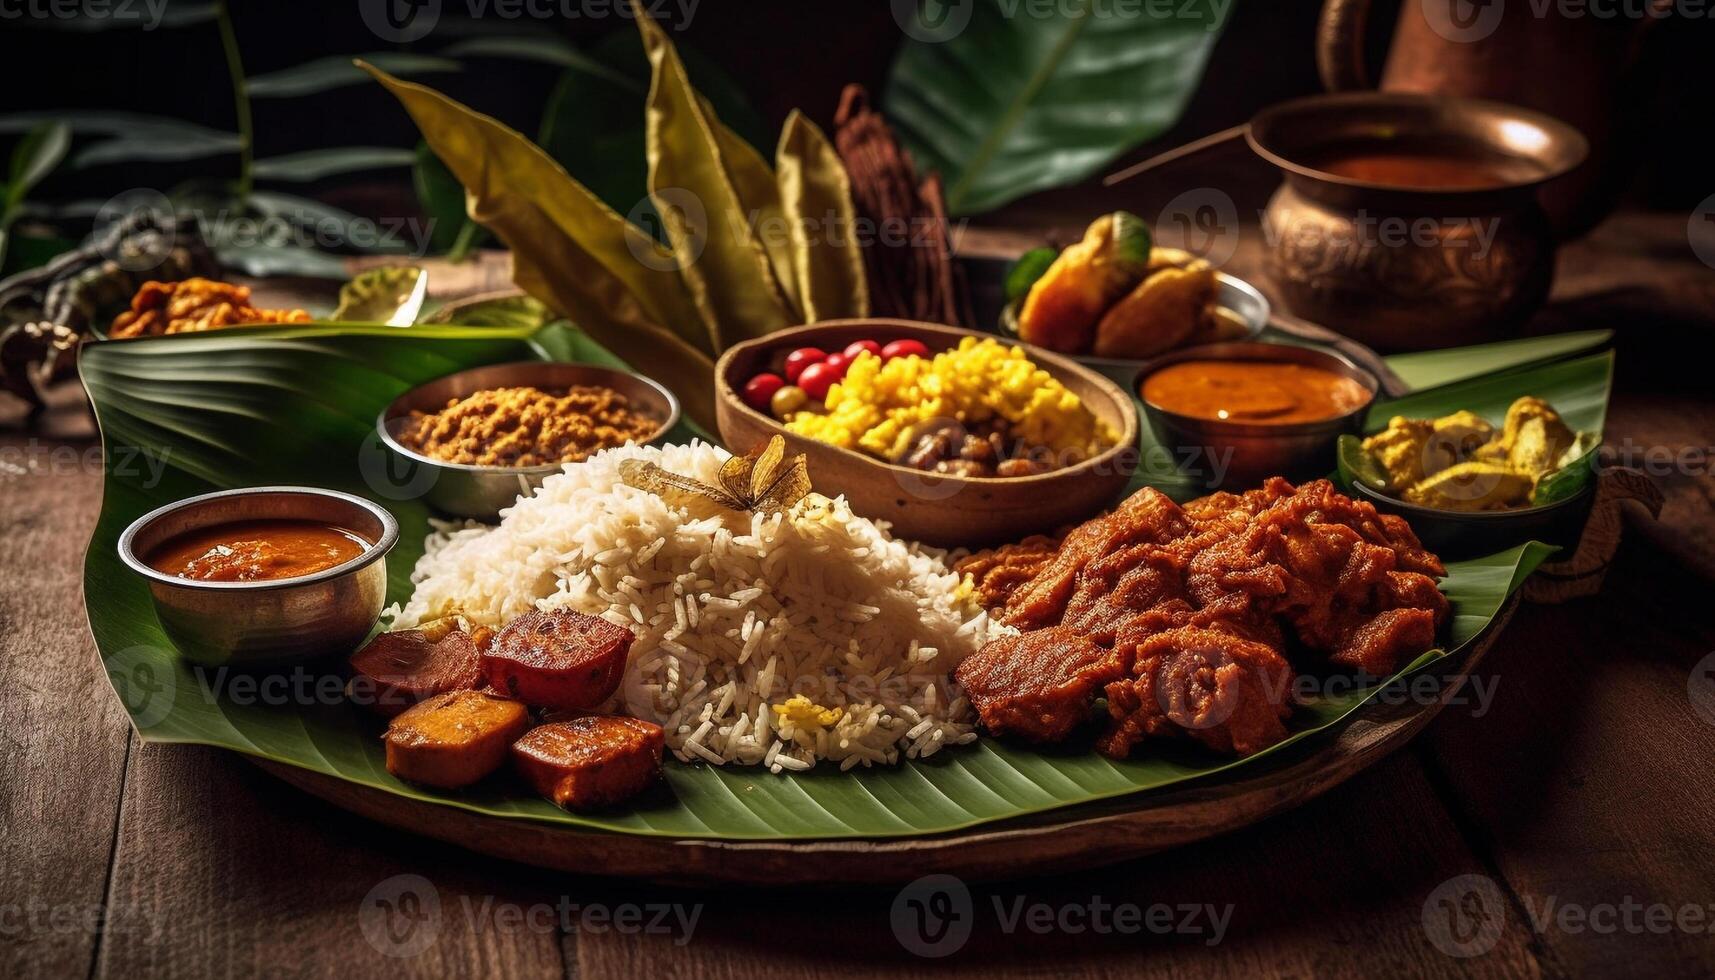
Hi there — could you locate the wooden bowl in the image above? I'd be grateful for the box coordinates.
[714,319,1139,547]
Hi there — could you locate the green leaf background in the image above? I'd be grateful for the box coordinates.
[83,325,1578,840]
[885,0,1230,215]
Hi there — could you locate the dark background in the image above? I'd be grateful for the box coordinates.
[0,0,1708,235]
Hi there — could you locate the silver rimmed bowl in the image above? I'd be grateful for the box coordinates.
[1134,341,1379,491]
[376,361,680,521]
[118,486,399,668]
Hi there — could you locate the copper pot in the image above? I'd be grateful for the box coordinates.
[1248,93,1587,351]
[1318,0,1662,238]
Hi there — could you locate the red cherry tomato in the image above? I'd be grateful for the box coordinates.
[881,339,930,361]
[742,373,785,411]
[797,362,839,401]
[823,351,852,375]
[843,340,882,361]
[782,347,826,384]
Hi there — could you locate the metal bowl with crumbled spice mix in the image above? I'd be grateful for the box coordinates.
[376,362,679,520]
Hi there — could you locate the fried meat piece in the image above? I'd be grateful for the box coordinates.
[1181,476,1295,523]
[1061,544,1191,644]
[957,477,1449,759]
[1185,494,1449,677]
[108,278,311,338]
[511,716,664,811]
[1273,478,1445,578]
[954,627,1129,743]
[482,609,634,711]
[1100,626,1293,758]
[384,690,531,789]
[1332,607,1441,677]
[1001,488,1192,631]
[348,628,482,717]
[955,535,1062,612]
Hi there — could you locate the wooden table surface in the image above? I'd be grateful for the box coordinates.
[4,209,1714,978]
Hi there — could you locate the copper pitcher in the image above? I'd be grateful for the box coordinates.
[1317,0,1663,236]
[1248,92,1587,351]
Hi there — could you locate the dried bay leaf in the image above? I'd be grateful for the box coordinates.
[360,62,721,430]
[634,2,793,348]
[776,110,869,322]
[708,103,803,322]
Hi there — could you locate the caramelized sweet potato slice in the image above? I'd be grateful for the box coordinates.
[384,690,530,789]
[481,610,633,711]
[348,629,482,717]
[511,717,664,811]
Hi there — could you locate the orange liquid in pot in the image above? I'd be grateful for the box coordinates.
[1142,360,1371,425]
[147,520,370,582]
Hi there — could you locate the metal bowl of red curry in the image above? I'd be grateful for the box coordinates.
[117,486,398,668]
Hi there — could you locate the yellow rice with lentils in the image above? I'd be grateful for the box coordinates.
[784,337,1117,463]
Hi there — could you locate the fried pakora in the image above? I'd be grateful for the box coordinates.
[108,278,311,338]
[953,479,1447,760]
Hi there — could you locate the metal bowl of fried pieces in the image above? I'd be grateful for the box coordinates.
[376,362,680,521]
[998,271,1269,372]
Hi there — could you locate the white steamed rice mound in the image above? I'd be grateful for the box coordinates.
[388,441,1001,773]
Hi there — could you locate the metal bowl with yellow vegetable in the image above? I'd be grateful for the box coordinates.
[996,211,1268,370]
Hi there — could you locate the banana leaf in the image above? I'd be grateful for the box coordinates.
[252,147,416,182]
[423,293,554,329]
[884,0,1229,215]
[85,325,1560,840]
[709,114,801,323]
[248,53,460,98]
[1385,329,1612,391]
[440,35,641,91]
[1,120,69,269]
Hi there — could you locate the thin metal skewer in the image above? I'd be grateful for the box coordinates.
[1102,124,1249,187]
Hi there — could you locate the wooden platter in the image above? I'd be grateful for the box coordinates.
[254,598,1517,886]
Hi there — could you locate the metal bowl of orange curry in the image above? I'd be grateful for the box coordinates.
[118,487,399,668]
[1135,341,1378,490]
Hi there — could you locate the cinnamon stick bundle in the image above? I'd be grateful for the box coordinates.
[833,85,973,328]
